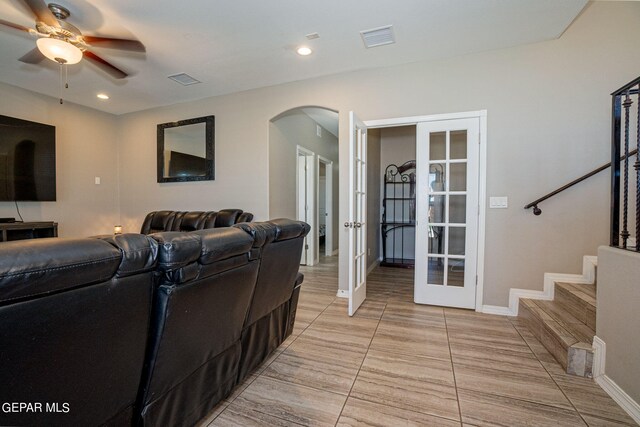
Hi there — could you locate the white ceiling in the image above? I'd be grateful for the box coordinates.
[0,0,588,115]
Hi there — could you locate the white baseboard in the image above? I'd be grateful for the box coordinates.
[481,305,514,316]
[592,336,640,424]
[480,255,597,317]
[336,289,348,298]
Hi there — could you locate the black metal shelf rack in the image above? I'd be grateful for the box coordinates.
[381,160,416,268]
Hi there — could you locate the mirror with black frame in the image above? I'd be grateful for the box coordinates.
[157,115,215,182]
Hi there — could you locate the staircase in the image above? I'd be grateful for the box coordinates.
[518,267,597,378]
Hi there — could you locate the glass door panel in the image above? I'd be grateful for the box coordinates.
[415,117,479,309]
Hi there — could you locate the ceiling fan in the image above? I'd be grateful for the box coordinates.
[0,0,145,79]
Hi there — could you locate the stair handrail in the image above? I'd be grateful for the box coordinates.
[524,148,638,215]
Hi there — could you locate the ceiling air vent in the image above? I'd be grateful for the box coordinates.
[360,25,395,48]
[168,73,201,86]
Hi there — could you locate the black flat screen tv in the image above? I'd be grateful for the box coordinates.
[0,115,56,201]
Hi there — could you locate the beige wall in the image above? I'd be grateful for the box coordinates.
[0,83,120,237]
[380,126,416,174]
[268,110,339,254]
[596,246,640,403]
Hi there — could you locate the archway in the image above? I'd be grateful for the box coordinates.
[269,106,339,266]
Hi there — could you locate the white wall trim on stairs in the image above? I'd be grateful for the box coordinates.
[481,255,597,316]
[592,336,640,424]
[592,336,606,378]
[480,305,514,316]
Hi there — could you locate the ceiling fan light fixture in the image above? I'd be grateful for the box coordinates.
[36,37,83,64]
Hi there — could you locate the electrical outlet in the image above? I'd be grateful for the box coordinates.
[95,176,101,185]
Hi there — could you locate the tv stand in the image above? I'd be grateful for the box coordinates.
[0,221,58,242]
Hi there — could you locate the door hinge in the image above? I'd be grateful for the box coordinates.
[305,244,309,250]
[475,275,478,285]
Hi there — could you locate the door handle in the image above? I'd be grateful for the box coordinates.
[354,222,362,228]
[344,222,353,228]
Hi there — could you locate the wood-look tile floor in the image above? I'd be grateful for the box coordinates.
[199,257,637,427]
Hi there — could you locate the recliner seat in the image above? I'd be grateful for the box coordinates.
[0,234,158,427]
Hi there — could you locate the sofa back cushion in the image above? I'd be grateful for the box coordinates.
[171,211,208,232]
[0,238,120,303]
[141,209,253,234]
[140,210,178,234]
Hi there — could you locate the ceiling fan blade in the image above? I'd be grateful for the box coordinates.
[22,0,59,27]
[83,36,145,52]
[84,51,127,79]
[18,47,45,64]
[0,19,32,33]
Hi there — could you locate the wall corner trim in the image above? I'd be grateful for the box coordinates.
[593,336,640,424]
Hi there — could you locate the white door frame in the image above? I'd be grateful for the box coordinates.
[317,156,333,258]
[296,145,316,266]
[364,110,487,311]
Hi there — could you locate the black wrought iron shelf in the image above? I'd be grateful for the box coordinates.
[381,160,417,269]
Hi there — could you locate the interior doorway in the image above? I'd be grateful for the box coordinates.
[317,156,333,257]
[340,111,487,314]
[297,146,315,265]
[268,106,339,268]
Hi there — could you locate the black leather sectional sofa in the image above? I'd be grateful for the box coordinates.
[140,209,253,234]
[0,218,308,427]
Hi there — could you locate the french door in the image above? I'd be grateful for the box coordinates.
[346,111,367,316]
[414,118,479,309]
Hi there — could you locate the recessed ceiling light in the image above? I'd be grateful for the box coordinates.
[97,93,109,100]
[297,46,312,56]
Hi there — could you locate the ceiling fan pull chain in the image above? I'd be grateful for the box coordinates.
[65,63,68,89]
[58,62,63,104]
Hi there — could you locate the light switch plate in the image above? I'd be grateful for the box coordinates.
[489,196,508,208]
[95,176,101,185]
